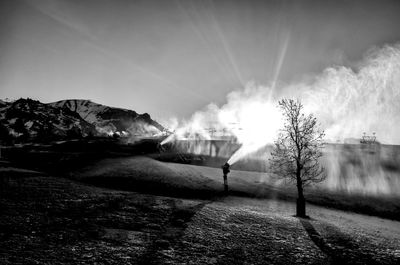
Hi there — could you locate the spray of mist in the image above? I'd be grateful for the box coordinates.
[303,44,400,144]
[160,43,400,196]
[163,43,400,161]
[161,83,283,164]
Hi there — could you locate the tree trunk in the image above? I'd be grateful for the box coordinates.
[296,195,306,217]
[296,174,306,217]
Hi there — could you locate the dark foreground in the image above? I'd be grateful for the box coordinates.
[1,166,399,264]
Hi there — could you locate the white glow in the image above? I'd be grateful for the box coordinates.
[162,43,400,165]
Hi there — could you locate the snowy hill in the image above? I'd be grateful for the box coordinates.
[0,98,96,142]
[0,99,7,108]
[49,99,165,137]
[0,98,166,143]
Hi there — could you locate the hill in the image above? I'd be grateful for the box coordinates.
[49,99,165,137]
[1,161,399,264]
[73,156,400,221]
[0,99,7,108]
[0,98,166,143]
[0,98,96,143]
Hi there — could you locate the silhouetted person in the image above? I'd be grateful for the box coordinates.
[222,162,230,194]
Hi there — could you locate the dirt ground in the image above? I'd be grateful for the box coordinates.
[1,165,399,264]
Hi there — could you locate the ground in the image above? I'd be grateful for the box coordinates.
[0,156,400,264]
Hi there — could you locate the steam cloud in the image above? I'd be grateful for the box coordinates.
[160,43,400,196]
[163,43,400,163]
[303,44,400,144]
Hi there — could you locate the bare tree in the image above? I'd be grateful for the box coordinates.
[269,99,326,217]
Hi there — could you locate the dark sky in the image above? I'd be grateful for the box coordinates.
[1,0,400,121]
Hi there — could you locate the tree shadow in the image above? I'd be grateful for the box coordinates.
[300,218,381,265]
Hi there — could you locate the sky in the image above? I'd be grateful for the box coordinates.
[1,0,400,122]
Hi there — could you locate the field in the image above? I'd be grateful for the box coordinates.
[1,140,400,264]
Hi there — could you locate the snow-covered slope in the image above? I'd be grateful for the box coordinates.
[49,99,165,136]
[0,98,166,143]
[0,98,96,142]
[0,99,7,108]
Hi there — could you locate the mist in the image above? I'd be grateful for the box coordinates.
[163,43,400,153]
[161,43,400,196]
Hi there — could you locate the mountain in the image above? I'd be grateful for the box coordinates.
[0,99,7,107]
[0,98,165,143]
[0,98,96,142]
[49,99,165,137]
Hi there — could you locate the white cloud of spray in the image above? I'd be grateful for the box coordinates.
[302,44,400,144]
[161,82,284,165]
[220,84,283,165]
[161,43,400,196]
[163,43,400,165]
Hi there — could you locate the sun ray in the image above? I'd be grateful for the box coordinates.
[26,0,208,102]
[205,0,245,87]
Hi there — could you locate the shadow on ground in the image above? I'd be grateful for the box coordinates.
[300,218,384,265]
